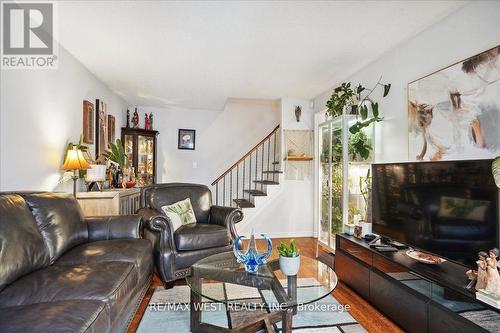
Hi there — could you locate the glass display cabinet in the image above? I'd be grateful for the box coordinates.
[121,127,159,186]
[318,112,374,252]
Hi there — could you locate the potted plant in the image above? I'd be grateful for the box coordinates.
[278,239,300,276]
[102,139,127,188]
[358,169,372,236]
[493,156,500,188]
[325,78,391,161]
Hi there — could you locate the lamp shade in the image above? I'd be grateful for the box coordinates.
[61,147,91,171]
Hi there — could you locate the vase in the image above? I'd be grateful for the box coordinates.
[279,255,300,276]
[233,230,272,273]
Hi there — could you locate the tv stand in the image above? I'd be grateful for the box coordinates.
[335,234,500,333]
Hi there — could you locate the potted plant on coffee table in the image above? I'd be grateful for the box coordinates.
[278,239,300,276]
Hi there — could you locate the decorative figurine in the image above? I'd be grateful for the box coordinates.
[144,113,150,130]
[126,108,130,128]
[485,248,500,296]
[233,229,272,273]
[149,113,153,130]
[132,107,139,128]
[476,251,489,290]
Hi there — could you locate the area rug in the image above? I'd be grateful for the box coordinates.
[136,278,366,333]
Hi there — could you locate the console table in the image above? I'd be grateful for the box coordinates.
[335,234,500,333]
[76,188,141,216]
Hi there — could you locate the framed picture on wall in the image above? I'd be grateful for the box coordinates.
[95,99,107,160]
[82,100,94,144]
[107,115,115,143]
[408,45,500,161]
[178,129,196,150]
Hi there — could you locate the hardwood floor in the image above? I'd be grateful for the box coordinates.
[127,237,403,333]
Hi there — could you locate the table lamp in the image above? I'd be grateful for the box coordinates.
[61,146,91,197]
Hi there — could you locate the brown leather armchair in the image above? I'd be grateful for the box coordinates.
[138,183,243,288]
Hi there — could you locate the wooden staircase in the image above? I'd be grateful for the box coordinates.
[211,125,281,209]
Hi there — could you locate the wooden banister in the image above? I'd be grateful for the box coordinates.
[211,125,280,186]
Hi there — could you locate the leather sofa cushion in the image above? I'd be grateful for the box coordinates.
[0,262,136,320]
[147,183,212,223]
[0,300,110,333]
[55,239,153,280]
[0,194,50,291]
[174,223,230,251]
[22,193,88,263]
[175,244,232,269]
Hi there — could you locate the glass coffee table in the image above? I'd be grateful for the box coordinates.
[186,252,338,333]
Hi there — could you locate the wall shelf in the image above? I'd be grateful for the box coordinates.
[285,156,313,161]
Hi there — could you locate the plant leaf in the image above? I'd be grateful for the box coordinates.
[493,156,500,188]
[371,102,379,118]
[383,84,391,97]
[360,105,368,120]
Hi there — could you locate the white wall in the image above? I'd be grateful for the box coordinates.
[238,98,316,238]
[140,99,280,187]
[313,1,500,163]
[0,46,127,191]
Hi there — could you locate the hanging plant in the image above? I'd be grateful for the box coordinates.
[325,78,391,161]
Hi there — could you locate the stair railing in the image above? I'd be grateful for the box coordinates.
[211,125,280,207]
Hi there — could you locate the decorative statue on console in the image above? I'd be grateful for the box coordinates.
[485,248,500,296]
[126,108,130,128]
[144,113,150,130]
[132,107,139,128]
[467,248,500,307]
[149,113,153,130]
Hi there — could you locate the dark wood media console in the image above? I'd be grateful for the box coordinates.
[335,234,500,333]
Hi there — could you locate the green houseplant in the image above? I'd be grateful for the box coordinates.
[278,239,300,276]
[102,139,126,169]
[493,156,500,188]
[325,78,391,161]
[103,139,127,188]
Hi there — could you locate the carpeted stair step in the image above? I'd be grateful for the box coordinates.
[233,199,255,208]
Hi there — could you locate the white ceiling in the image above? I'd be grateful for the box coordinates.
[58,1,466,110]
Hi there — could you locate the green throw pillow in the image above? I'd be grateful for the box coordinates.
[161,198,197,231]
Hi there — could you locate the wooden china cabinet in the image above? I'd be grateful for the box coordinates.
[121,127,159,186]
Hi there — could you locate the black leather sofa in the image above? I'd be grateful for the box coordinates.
[139,183,243,288]
[0,192,153,333]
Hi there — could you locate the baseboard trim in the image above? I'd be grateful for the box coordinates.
[247,231,318,239]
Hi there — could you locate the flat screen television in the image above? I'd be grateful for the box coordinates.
[372,159,499,267]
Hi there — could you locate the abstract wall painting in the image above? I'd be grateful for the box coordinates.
[408,46,500,161]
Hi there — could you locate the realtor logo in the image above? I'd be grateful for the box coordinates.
[1,1,58,69]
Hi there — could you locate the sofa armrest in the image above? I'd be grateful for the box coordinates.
[138,207,177,283]
[137,207,176,251]
[85,215,142,241]
[209,205,243,240]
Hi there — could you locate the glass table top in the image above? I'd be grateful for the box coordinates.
[185,252,337,310]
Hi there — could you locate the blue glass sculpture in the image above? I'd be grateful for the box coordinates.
[233,229,272,273]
